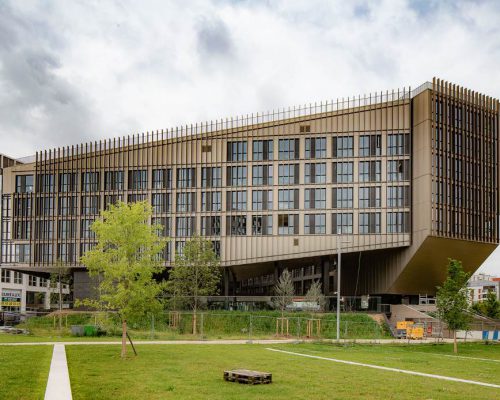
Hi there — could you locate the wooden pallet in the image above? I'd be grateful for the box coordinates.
[224,369,272,385]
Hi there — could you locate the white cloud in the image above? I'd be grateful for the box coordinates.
[1,0,500,274]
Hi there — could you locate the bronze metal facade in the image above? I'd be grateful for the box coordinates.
[0,79,498,296]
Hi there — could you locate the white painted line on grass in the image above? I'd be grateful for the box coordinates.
[266,348,500,389]
[45,344,73,400]
[439,354,500,363]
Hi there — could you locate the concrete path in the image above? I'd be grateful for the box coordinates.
[0,338,465,346]
[44,344,72,400]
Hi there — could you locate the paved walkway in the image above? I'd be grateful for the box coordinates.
[44,344,72,400]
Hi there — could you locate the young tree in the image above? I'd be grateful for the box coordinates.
[49,261,72,331]
[80,201,166,358]
[436,259,472,354]
[473,290,500,319]
[166,236,221,335]
[304,280,326,312]
[272,269,295,317]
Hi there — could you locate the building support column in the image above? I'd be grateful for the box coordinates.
[321,257,331,296]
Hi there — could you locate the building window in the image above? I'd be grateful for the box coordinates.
[81,196,100,215]
[278,189,299,210]
[152,217,171,237]
[128,170,148,190]
[35,220,53,239]
[387,134,410,156]
[152,169,171,189]
[58,220,76,239]
[333,187,353,209]
[104,171,124,191]
[14,220,31,240]
[252,165,273,186]
[1,269,10,283]
[252,190,272,211]
[227,191,247,211]
[304,214,326,234]
[211,241,221,258]
[59,173,77,192]
[387,212,410,233]
[333,136,354,158]
[15,175,34,193]
[227,166,247,186]
[127,194,147,203]
[28,275,37,286]
[152,193,170,213]
[36,174,55,193]
[278,214,299,235]
[278,139,299,160]
[359,135,382,156]
[104,194,123,208]
[13,271,23,284]
[252,215,273,235]
[176,192,196,212]
[35,244,53,263]
[177,168,196,188]
[201,216,221,236]
[14,197,32,217]
[15,245,30,264]
[359,187,381,208]
[59,196,77,216]
[305,163,326,184]
[305,188,326,209]
[175,217,195,237]
[305,137,327,159]
[359,212,381,234]
[278,164,299,185]
[58,243,76,263]
[333,162,353,183]
[80,243,96,256]
[227,141,247,162]
[388,160,410,181]
[387,186,410,208]
[82,172,100,192]
[201,191,221,212]
[36,196,54,216]
[359,161,381,182]
[81,219,96,239]
[332,213,353,234]
[253,140,273,161]
[201,167,222,188]
[227,215,247,236]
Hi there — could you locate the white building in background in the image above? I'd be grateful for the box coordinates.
[0,268,70,313]
[467,272,500,303]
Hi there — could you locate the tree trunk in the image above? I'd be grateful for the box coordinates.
[192,311,197,335]
[58,275,63,331]
[453,330,457,354]
[121,319,127,358]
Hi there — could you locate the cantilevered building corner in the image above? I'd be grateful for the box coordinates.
[0,78,498,303]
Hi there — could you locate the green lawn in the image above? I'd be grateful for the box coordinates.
[0,345,52,400]
[66,343,500,400]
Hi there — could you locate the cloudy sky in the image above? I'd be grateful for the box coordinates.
[1,0,500,274]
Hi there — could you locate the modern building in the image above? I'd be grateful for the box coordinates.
[0,78,498,304]
[468,273,500,303]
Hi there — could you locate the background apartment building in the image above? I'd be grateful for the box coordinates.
[0,78,498,304]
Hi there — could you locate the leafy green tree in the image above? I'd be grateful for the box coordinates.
[272,269,295,317]
[166,236,221,335]
[304,280,326,312]
[80,201,166,358]
[49,261,72,331]
[472,290,500,319]
[436,259,472,353]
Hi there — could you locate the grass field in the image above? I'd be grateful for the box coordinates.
[66,342,500,400]
[0,345,52,400]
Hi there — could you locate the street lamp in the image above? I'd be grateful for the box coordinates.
[335,228,351,342]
